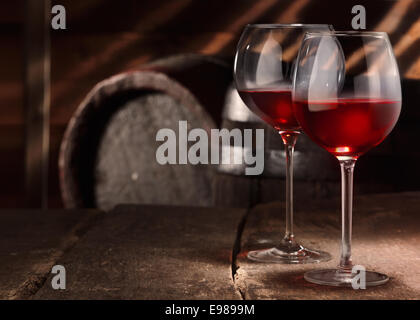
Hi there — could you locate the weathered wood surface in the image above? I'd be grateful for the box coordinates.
[34,205,245,300]
[0,209,101,299]
[235,192,420,299]
[1,192,419,300]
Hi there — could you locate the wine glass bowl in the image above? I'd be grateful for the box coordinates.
[293,31,401,286]
[234,24,333,264]
[293,31,401,160]
[235,24,333,133]
[238,89,299,132]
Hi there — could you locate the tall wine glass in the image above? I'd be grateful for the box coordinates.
[234,24,333,264]
[293,31,401,286]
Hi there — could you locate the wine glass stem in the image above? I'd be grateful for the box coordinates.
[280,131,299,243]
[338,157,357,270]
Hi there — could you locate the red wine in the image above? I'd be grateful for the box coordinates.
[238,90,300,131]
[293,98,401,158]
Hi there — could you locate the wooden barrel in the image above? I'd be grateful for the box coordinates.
[59,54,232,210]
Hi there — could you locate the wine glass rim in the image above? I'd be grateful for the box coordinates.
[245,23,333,29]
[305,31,388,37]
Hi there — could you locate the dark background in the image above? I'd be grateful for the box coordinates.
[1,0,419,208]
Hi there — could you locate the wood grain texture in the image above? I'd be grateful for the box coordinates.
[235,192,420,299]
[1,192,419,300]
[34,205,245,300]
[0,209,101,299]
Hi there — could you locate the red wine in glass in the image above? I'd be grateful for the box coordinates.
[293,31,401,286]
[234,24,334,264]
[238,89,300,132]
[293,98,401,158]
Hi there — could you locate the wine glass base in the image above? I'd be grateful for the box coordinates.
[247,241,331,264]
[304,269,389,287]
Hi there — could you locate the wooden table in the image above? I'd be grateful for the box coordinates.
[0,192,419,300]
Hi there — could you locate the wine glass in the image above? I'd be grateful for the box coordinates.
[293,31,401,286]
[234,24,333,264]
